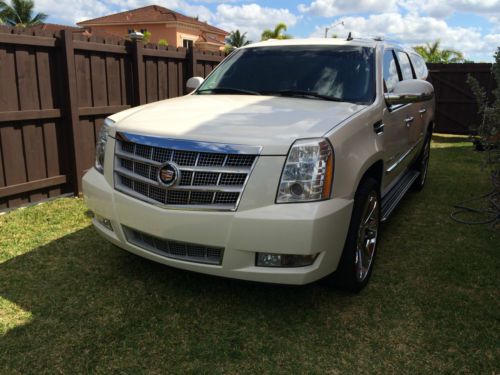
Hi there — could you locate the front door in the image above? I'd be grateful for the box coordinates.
[380,49,413,192]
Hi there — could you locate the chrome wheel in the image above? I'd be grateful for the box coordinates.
[420,139,430,186]
[355,192,380,282]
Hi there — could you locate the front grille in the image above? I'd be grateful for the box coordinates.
[123,226,223,265]
[113,133,260,211]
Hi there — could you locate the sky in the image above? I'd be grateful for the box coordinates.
[36,0,500,62]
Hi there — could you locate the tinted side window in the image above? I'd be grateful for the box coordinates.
[383,50,400,92]
[397,51,414,80]
[409,53,428,80]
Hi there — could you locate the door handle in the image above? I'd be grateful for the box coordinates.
[419,108,427,115]
[373,121,384,135]
[404,117,414,127]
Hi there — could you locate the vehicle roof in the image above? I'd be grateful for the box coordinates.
[241,37,409,52]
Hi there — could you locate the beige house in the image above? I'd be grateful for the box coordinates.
[77,5,228,51]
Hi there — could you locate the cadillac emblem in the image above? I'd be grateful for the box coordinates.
[158,162,180,187]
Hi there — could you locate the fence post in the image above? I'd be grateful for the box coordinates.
[61,29,84,196]
[131,39,146,105]
[188,46,197,78]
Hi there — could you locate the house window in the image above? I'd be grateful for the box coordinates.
[183,39,194,49]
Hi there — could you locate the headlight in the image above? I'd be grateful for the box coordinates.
[95,118,115,173]
[276,138,334,203]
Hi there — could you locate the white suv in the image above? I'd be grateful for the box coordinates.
[83,38,434,291]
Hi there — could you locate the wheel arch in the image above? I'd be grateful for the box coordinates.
[352,159,384,198]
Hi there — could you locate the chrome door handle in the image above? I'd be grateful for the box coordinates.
[373,121,384,135]
[404,117,414,127]
[419,108,427,114]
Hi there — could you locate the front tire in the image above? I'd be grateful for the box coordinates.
[333,177,381,293]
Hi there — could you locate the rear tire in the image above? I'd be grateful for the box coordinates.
[332,177,381,293]
[412,133,431,191]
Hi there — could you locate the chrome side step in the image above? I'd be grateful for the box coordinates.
[381,170,420,222]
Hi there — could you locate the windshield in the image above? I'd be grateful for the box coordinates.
[197,45,376,104]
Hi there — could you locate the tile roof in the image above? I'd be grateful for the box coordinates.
[77,5,228,35]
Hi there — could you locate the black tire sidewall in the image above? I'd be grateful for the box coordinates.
[413,134,431,191]
[333,177,381,292]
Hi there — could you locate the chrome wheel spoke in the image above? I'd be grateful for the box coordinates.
[363,198,378,226]
[355,191,380,283]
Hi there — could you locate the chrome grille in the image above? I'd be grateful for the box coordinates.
[113,132,260,211]
[123,226,224,265]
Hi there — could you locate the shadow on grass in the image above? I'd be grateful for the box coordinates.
[0,225,359,371]
[1,144,496,373]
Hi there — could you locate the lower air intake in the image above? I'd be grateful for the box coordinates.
[123,226,224,265]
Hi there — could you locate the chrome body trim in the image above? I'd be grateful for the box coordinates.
[386,138,421,174]
[114,131,263,155]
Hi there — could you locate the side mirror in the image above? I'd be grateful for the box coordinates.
[384,79,434,106]
[186,77,204,93]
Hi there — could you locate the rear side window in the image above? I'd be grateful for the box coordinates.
[396,51,414,80]
[383,50,400,92]
[409,53,428,80]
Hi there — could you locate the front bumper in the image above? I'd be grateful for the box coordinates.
[83,167,353,285]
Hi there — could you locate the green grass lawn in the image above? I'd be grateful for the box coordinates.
[0,136,498,374]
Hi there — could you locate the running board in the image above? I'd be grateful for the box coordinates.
[381,170,420,222]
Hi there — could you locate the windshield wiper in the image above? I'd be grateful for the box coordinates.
[197,87,261,95]
[262,89,345,102]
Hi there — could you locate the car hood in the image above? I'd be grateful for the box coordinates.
[111,95,366,155]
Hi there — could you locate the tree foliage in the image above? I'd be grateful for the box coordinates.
[0,0,47,27]
[261,23,292,41]
[467,47,500,184]
[226,30,250,49]
[414,40,464,63]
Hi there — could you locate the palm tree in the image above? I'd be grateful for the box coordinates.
[0,0,47,27]
[226,30,251,49]
[261,22,292,41]
[414,40,464,63]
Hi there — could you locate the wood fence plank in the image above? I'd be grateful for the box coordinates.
[75,52,92,107]
[106,55,121,106]
[79,117,96,171]
[73,40,127,54]
[0,174,67,198]
[0,48,19,111]
[15,48,40,110]
[0,133,5,188]
[90,53,107,107]
[168,60,178,98]
[36,49,55,109]
[0,126,28,207]
[78,105,130,116]
[22,123,47,202]
[145,57,158,102]
[0,33,56,47]
[158,59,168,100]
[0,109,61,123]
[42,121,62,197]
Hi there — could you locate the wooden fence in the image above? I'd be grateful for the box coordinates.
[0,26,224,210]
[0,26,496,210]
[427,63,495,135]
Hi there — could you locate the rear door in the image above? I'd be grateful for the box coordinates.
[395,50,424,158]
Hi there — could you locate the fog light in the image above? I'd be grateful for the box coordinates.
[256,253,318,267]
[95,214,113,232]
